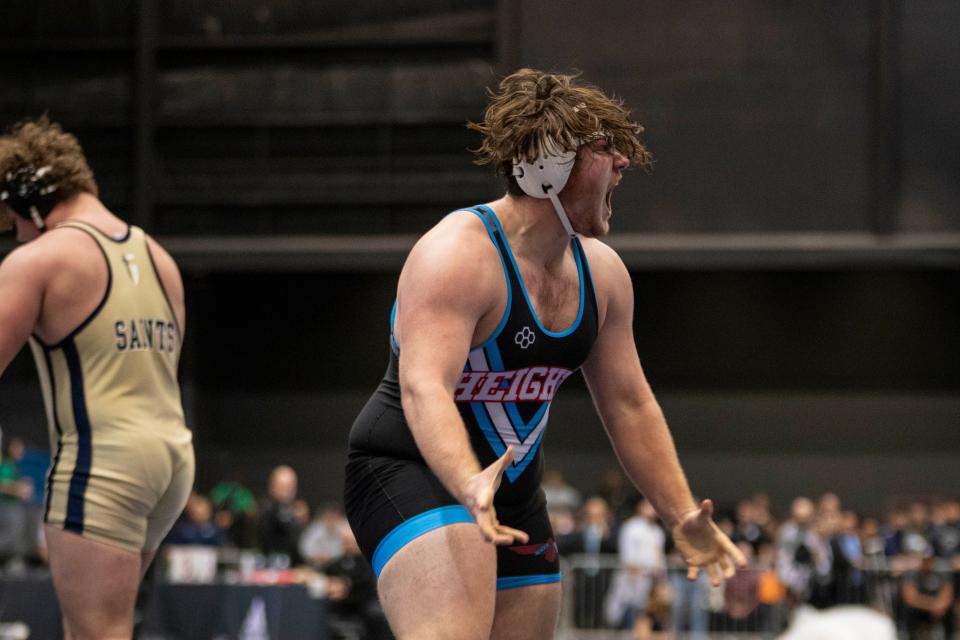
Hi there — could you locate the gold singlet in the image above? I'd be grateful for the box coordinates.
[29,220,194,552]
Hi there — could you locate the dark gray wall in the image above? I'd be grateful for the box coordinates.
[5,267,956,515]
[2,1,959,517]
[188,268,960,518]
[2,1,957,235]
[900,0,960,230]
[513,0,959,233]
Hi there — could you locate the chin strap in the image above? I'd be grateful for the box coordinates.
[545,188,577,238]
[29,205,46,230]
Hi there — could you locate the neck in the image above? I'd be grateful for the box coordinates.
[487,194,571,267]
[43,192,114,228]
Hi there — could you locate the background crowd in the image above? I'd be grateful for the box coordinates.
[544,469,959,639]
[1,433,957,639]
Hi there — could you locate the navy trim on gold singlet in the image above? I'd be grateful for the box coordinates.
[144,241,182,337]
[34,224,113,351]
[42,348,62,523]
[62,338,93,533]
[69,221,131,244]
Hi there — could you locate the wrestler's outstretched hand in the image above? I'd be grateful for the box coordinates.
[672,498,747,586]
[460,446,529,546]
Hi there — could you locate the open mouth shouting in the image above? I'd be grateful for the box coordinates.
[605,181,619,217]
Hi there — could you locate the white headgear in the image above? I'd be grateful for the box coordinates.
[511,140,578,237]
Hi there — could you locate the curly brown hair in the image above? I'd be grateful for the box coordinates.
[0,116,98,201]
[0,137,15,231]
[467,69,652,195]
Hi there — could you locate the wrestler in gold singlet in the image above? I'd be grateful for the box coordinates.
[1,116,197,637]
[30,220,194,552]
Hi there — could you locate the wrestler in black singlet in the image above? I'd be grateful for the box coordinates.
[344,204,598,589]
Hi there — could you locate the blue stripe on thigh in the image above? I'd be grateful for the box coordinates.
[372,505,474,576]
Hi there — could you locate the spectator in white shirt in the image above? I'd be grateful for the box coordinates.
[605,498,666,628]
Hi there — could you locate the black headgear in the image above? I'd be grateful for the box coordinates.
[0,164,59,229]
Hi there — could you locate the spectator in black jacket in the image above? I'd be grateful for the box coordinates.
[323,527,391,639]
[558,496,618,629]
[256,465,303,566]
[901,552,954,639]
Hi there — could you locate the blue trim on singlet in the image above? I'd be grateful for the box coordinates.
[462,205,576,483]
[388,300,400,355]
[483,341,549,440]
[468,397,546,482]
[465,207,513,350]
[512,403,548,441]
[386,208,513,354]
[464,371,511,459]
[475,205,586,338]
[496,573,562,590]
[371,505,474,576]
[61,338,93,534]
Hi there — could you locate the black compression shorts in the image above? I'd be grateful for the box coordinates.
[344,451,560,590]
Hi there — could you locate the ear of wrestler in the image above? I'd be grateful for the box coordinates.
[671,498,747,586]
[461,446,529,545]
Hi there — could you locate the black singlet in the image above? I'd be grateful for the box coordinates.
[348,205,599,504]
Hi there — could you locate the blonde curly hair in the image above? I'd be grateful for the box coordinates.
[468,69,652,195]
[0,116,98,204]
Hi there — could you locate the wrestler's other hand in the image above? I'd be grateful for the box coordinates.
[672,498,747,586]
[460,446,529,546]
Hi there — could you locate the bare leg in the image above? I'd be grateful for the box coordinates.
[45,525,142,640]
[140,549,157,581]
[377,522,498,640]
[490,582,562,640]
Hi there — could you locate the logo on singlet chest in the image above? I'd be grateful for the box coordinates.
[454,366,573,403]
[514,326,536,349]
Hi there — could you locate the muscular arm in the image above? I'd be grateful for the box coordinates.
[0,246,45,376]
[396,224,490,498]
[395,217,527,544]
[580,247,697,526]
[582,243,743,583]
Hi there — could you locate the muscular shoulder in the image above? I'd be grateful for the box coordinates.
[410,210,498,268]
[580,237,629,277]
[0,226,93,283]
[399,211,503,308]
[0,244,43,293]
